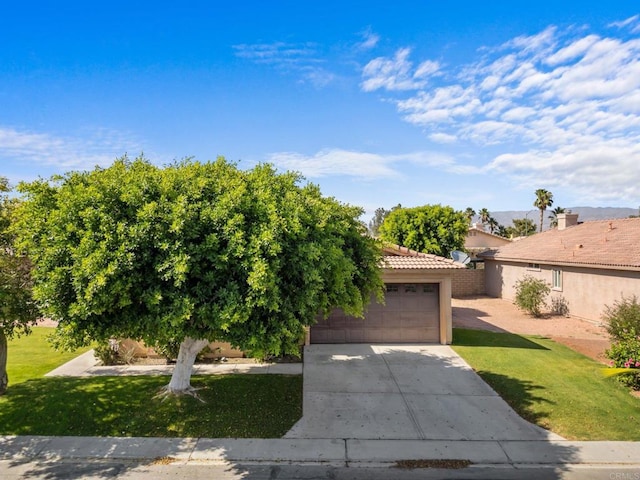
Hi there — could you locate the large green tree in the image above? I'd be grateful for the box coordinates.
[378,204,467,258]
[505,218,537,237]
[15,157,383,395]
[534,189,554,233]
[0,177,39,395]
[368,204,401,237]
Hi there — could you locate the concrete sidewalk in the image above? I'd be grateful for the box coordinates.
[2,435,640,468]
[44,349,302,377]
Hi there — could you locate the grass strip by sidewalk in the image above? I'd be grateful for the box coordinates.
[3,326,302,438]
[452,328,640,441]
[7,327,92,384]
[0,374,302,438]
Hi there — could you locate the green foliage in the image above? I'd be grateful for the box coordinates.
[15,156,383,359]
[368,204,401,237]
[0,177,39,339]
[605,339,640,390]
[603,295,640,342]
[505,218,536,237]
[514,275,550,317]
[603,296,640,390]
[94,341,120,366]
[0,177,39,394]
[378,204,468,258]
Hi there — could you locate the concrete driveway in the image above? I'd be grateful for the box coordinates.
[285,344,563,441]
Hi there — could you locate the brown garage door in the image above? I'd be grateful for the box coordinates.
[310,283,440,343]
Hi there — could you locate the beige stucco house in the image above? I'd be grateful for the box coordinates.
[464,224,512,260]
[481,213,640,322]
[310,244,465,345]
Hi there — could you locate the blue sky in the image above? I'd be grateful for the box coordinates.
[2,1,639,220]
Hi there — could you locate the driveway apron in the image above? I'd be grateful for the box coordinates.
[285,344,563,441]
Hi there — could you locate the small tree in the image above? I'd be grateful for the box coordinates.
[378,204,468,258]
[514,275,550,317]
[604,296,640,390]
[0,177,39,395]
[368,204,401,237]
[16,157,383,396]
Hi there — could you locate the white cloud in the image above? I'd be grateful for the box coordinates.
[361,48,439,92]
[266,148,472,179]
[360,22,640,203]
[428,132,457,144]
[608,15,640,32]
[357,28,380,50]
[0,126,142,173]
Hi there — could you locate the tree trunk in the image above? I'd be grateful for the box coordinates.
[0,330,8,396]
[165,337,209,394]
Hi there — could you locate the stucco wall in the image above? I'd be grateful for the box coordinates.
[484,259,640,322]
[465,230,511,249]
[451,268,485,297]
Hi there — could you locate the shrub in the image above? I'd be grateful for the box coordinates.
[605,338,640,390]
[514,275,550,317]
[550,295,570,317]
[93,339,120,365]
[604,296,640,390]
[603,296,640,342]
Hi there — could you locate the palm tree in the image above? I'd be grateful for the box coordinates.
[533,189,554,233]
[464,207,476,225]
[487,216,500,234]
[548,206,566,228]
[478,208,491,227]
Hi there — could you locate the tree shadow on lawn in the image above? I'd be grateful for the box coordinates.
[0,375,302,438]
[453,328,550,350]
[475,370,554,428]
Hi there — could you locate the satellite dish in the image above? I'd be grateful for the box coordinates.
[451,250,471,265]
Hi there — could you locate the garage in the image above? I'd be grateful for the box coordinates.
[309,244,464,345]
[310,283,440,343]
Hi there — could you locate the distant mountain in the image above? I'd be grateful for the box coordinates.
[475,207,639,232]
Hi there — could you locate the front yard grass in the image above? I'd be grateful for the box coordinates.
[7,327,92,384]
[0,374,302,438]
[452,328,640,441]
[2,326,302,438]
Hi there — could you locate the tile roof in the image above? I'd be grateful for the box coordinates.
[480,217,640,271]
[382,243,465,270]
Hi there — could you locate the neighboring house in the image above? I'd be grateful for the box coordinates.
[481,213,640,322]
[310,244,465,345]
[465,224,511,260]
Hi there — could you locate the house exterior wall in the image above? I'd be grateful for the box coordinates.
[465,230,511,249]
[484,259,640,322]
[451,268,485,297]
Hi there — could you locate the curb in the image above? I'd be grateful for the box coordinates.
[2,436,640,468]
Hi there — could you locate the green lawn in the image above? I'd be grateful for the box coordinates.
[0,374,302,438]
[7,327,92,384]
[2,326,302,438]
[452,328,640,441]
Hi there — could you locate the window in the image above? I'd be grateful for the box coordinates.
[386,285,399,293]
[404,284,417,293]
[552,269,562,290]
[423,284,435,293]
[527,263,541,271]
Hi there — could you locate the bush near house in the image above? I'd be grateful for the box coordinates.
[604,296,640,390]
[513,275,550,317]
